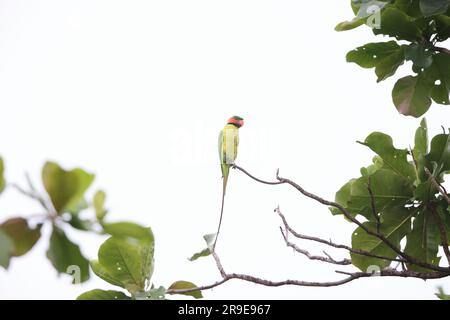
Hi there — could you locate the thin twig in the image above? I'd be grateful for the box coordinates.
[435,46,450,55]
[279,227,351,265]
[276,207,406,263]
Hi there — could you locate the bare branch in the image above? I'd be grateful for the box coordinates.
[279,227,351,265]
[276,207,407,264]
[435,46,450,55]
[233,164,449,272]
[168,248,448,296]
[232,165,283,185]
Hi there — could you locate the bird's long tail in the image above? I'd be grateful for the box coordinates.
[213,165,229,251]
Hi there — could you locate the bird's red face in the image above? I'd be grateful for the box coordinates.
[227,116,244,128]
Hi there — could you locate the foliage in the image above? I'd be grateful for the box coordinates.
[77,222,201,300]
[337,0,450,117]
[333,119,450,272]
[0,161,97,279]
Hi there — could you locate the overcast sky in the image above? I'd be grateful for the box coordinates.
[0,0,449,299]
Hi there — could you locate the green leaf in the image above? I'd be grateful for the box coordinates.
[351,170,414,216]
[0,218,41,256]
[168,281,203,299]
[77,289,131,300]
[42,162,95,214]
[336,1,389,32]
[395,0,423,17]
[351,206,413,271]
[46,226,90,283]
[436,14,450,41]
[363,132,417,182]
[392,75,432,117]
[143,286,166,300]
[93,190,108,221]
[188,248,211,261]
[0,157,5,194]
[426,133,450,174]
[413,119,429,183]
[102,222,154,240]
[360,156,384,177]
[405,209,440,272]
[374,7,422,42]
[335,18,366,31]
[188,233,216,261]
[404,43,433,70]
[0,230,14,269]
[333,169,414,219]
[414,118,429,159]
[90,260,125,288]
[98,227,155,294]
[346,41,406,82]
[419,0,450,16]
[67,214,94,231]
[423,53,450,105]
[436,287,450,300]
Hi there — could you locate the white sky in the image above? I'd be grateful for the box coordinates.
[0,0,449,299]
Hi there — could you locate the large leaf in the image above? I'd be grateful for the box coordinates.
[373,7,422,42]
[98,226,154,294]
[351,206,413,271]
[0,157,4,194]
[102,222,154,239]
[0,230,14,269]
[363,132,416,182]
[346,41,406,82]
[395,0,423,17]
[42,162,95,214]
[426,132,450,175]
[168,281,202,299]
[423,53,450,105]
[392,75,432,117]
[404,43,433,71]
[90,260,125,288]
[333,169,414,219]
[413,119,429,182]
[46,226,90,283]
[419,0,450,16]
[0,218,41,257]
[436,14,450,41]
[404,209,440,272]
[77,289,131,300]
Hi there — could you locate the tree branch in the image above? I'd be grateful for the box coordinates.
[279,226,351,265]
[233,164,450,272]
[276,207,407,264]
[435,46,450,55]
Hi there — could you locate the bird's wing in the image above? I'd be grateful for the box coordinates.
[218,129,224,163]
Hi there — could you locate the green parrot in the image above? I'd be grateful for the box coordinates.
[213,115,244,250]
